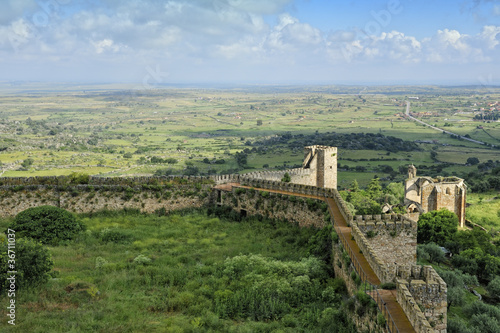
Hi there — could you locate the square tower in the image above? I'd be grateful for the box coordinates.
[303,145,337,189]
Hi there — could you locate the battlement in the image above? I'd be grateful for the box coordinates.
[304,145,337,153]
[354,214,418,230]
[351,212,418,281]
[0,175,215,187]
[397,265,447,333]
[1,149,450,333]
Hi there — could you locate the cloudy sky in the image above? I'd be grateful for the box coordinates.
[0,0,499,85]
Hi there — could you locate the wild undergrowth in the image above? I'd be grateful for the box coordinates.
[0,208,353,332]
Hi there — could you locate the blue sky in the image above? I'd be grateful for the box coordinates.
[0,0,499,85]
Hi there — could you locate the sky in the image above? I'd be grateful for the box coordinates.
[0,0,499,85]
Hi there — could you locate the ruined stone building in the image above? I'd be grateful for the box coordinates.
[243,145,338,189]
[405,165,466,227]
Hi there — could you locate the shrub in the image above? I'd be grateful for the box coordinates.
[99,228,134,244]
[487,276,500,301]
[68,172,90,184]
[417,243,445,263]
[377,313,386,326]
[281,172,291,182]
[0,236,54,293]
[133,254,152,265]
[379,282,396,290]
[8,206,85,245]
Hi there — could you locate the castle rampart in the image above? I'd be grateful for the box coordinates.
[238,145,337,189]
[396,266,447,333]
[354,214,418,269]
[0,151,451,333]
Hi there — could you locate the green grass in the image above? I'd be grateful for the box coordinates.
[0,210,349,332]
[466,192,500,231]
[1,88,498,179]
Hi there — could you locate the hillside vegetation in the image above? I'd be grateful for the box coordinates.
[0,208,360,332]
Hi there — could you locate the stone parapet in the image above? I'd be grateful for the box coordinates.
[354,214,418,270]
[396,265,447,333]
[397,279,434,333]
[350,222,393,283]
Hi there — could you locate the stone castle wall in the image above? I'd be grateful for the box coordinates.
[354,215,418,268]
[397,266,447,333]
[234,145,338,189]
[214,186,327,228]
[0,161,448,332]
[0,176,213,217]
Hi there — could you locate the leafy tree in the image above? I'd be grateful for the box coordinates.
[347,191,382,215]
[487,276,500,301]
[21,158,34,169]
[444,230,479,254]
[0,236,54,293]
[256,119,263,126]
[68,172,90,184]
[417,209,458,245]
[235,152,247,167]
[8,206,85,245]
[417,243,445,263]
[452,247,500,283]
[447,286,466,309]
[281,172,291,182]
[184,165,199,176]
[384,182,404,203]
[154,168,175,176]
[350,179,359,192]
[467,157,480,165]
[366,177,382,200]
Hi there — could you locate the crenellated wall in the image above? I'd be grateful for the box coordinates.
[0,154,449,333]
[0,176,213,217]
[396,266,447,333]
[354,214,418,268]
[233,145,337,189]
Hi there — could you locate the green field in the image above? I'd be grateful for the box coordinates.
[0,209,357,332]
[1,85,499,185]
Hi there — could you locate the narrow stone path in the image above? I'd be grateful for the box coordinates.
[325,198,381,285]
[214,183,415,332]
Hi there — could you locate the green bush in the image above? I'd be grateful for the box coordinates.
[8,206,85,245]
[417,209,458,245]
[377,313,386,326]
[0,236,54,294]
[417,243,445,263]
[281,172,291,182]
[99,228,134,244]
[487,276,500,301]
[379,282,396,290]
[68,172,90,184]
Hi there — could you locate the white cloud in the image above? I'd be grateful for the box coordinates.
[92,39,121,54]
[0,0,498,83]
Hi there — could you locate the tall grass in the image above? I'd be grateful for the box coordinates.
[0,209,353,332]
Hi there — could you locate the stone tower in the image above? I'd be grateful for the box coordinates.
[405,165,467,227]
[302,145,337,189]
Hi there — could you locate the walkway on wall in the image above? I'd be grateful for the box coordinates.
[325,198,414,333]
[215,183,415,333]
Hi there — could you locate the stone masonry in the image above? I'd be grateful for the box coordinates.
[0,148,452,333]
[405,165,466,227]
[243,145,337,189]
